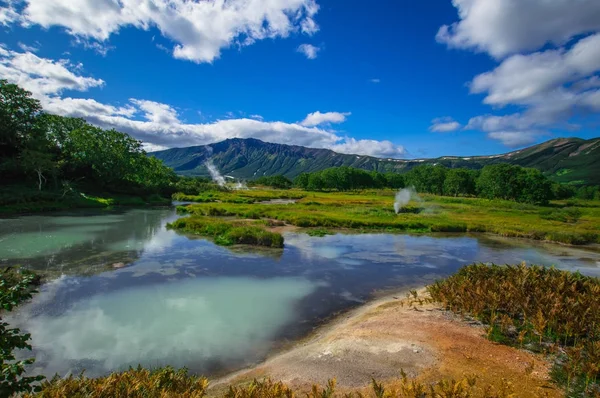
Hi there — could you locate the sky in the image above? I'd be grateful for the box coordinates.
[0,0,599,159]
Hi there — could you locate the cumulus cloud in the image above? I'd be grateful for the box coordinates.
[296,43,320,59]
[330,138,406,158]
[0,48,104,95]
[0,47,405,158]
[437,0,600,59]
[14,0,320,63]
[429,117,461,133]
[470,34,600,106]
[300,111,350,127]
[436,0,600,148]
[487,131,545,148]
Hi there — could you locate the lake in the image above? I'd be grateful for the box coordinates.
[1,206,599,378]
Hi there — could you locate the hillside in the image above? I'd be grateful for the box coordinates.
[150,137,600,185]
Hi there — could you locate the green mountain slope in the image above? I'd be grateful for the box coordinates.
[150,137,600,185]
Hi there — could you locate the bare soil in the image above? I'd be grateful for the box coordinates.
[212,292,561,397]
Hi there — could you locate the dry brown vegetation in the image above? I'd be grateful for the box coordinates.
[428,263,600,397]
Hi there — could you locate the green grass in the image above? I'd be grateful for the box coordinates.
[167,217,284,248]
[172,189,305,204]
[175,189,600,245]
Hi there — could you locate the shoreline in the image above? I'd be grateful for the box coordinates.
[211,286,419,389]
[210,286,561,397]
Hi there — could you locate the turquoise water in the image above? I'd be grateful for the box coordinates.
[1,207,599,377]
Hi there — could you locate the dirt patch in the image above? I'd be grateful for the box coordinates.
[212,293,560,397]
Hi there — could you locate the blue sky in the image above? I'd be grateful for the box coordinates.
[0,0,599,158]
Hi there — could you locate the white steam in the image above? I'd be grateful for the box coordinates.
[205,159,226,187]
[394,187,418,214]
[204,146,226,187]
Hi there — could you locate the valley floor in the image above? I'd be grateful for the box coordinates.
[176,188,600,246]
[212,290,560,398]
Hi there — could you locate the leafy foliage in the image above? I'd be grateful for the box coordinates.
[293,167,405,191]
[428,263,600,396]
[293,164,556,205]
[0,81,177,211]
[1,268,45,397]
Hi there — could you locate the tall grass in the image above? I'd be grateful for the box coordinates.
[28,366,209,398]
[30,369,522,398]
[167,217,284,248]
[428,263,600,396]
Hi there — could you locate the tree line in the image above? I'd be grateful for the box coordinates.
[1,80,176,199]
[284,165,598,205]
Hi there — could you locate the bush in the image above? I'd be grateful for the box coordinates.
[428,264,600,396]
[1,268,45,396]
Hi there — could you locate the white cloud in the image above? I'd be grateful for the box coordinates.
[0,48,104,95]
[438,0,600,148]
[17,42,39,52]
[297,43,320,59]
[330,138,406,158]
[437,0,600,59]
[130,99,179,124]
[429,117,461,133]
[250,114,264,121]
[300,111,350,127]
[0,47,405,158]
[73,38,114,56]
[369,78,380,84]
[470,34,600,106]
[16,0,320,63]
[487,131,545,148]
[0,2,18,26]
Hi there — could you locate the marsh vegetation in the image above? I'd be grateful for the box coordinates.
[173,188,600,245]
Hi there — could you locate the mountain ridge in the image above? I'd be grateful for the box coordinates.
[150,137,600,185]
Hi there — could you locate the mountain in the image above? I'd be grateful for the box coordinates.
[150,137,600,185]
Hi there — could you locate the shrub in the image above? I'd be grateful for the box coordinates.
[428,263,600,396]
[1,268,45,396]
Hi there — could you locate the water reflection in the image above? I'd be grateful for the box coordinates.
[1,207,600,378]
[16,276,316,377]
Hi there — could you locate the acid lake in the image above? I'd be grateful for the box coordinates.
[1,206,599,378]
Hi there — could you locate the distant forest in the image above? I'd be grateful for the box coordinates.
[261,166,599,205]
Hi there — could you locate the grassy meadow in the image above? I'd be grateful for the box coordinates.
[173,188,600,245]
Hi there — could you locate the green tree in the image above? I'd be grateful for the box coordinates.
[253,175,293,189]
[293,173,310,189]
[307,173,325,191]
[405,165,447,195]
[444,169,476,197]
[384,173,405,189]
[477,164,524,201]
[518,168,553,205]
[0,80,45,179]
